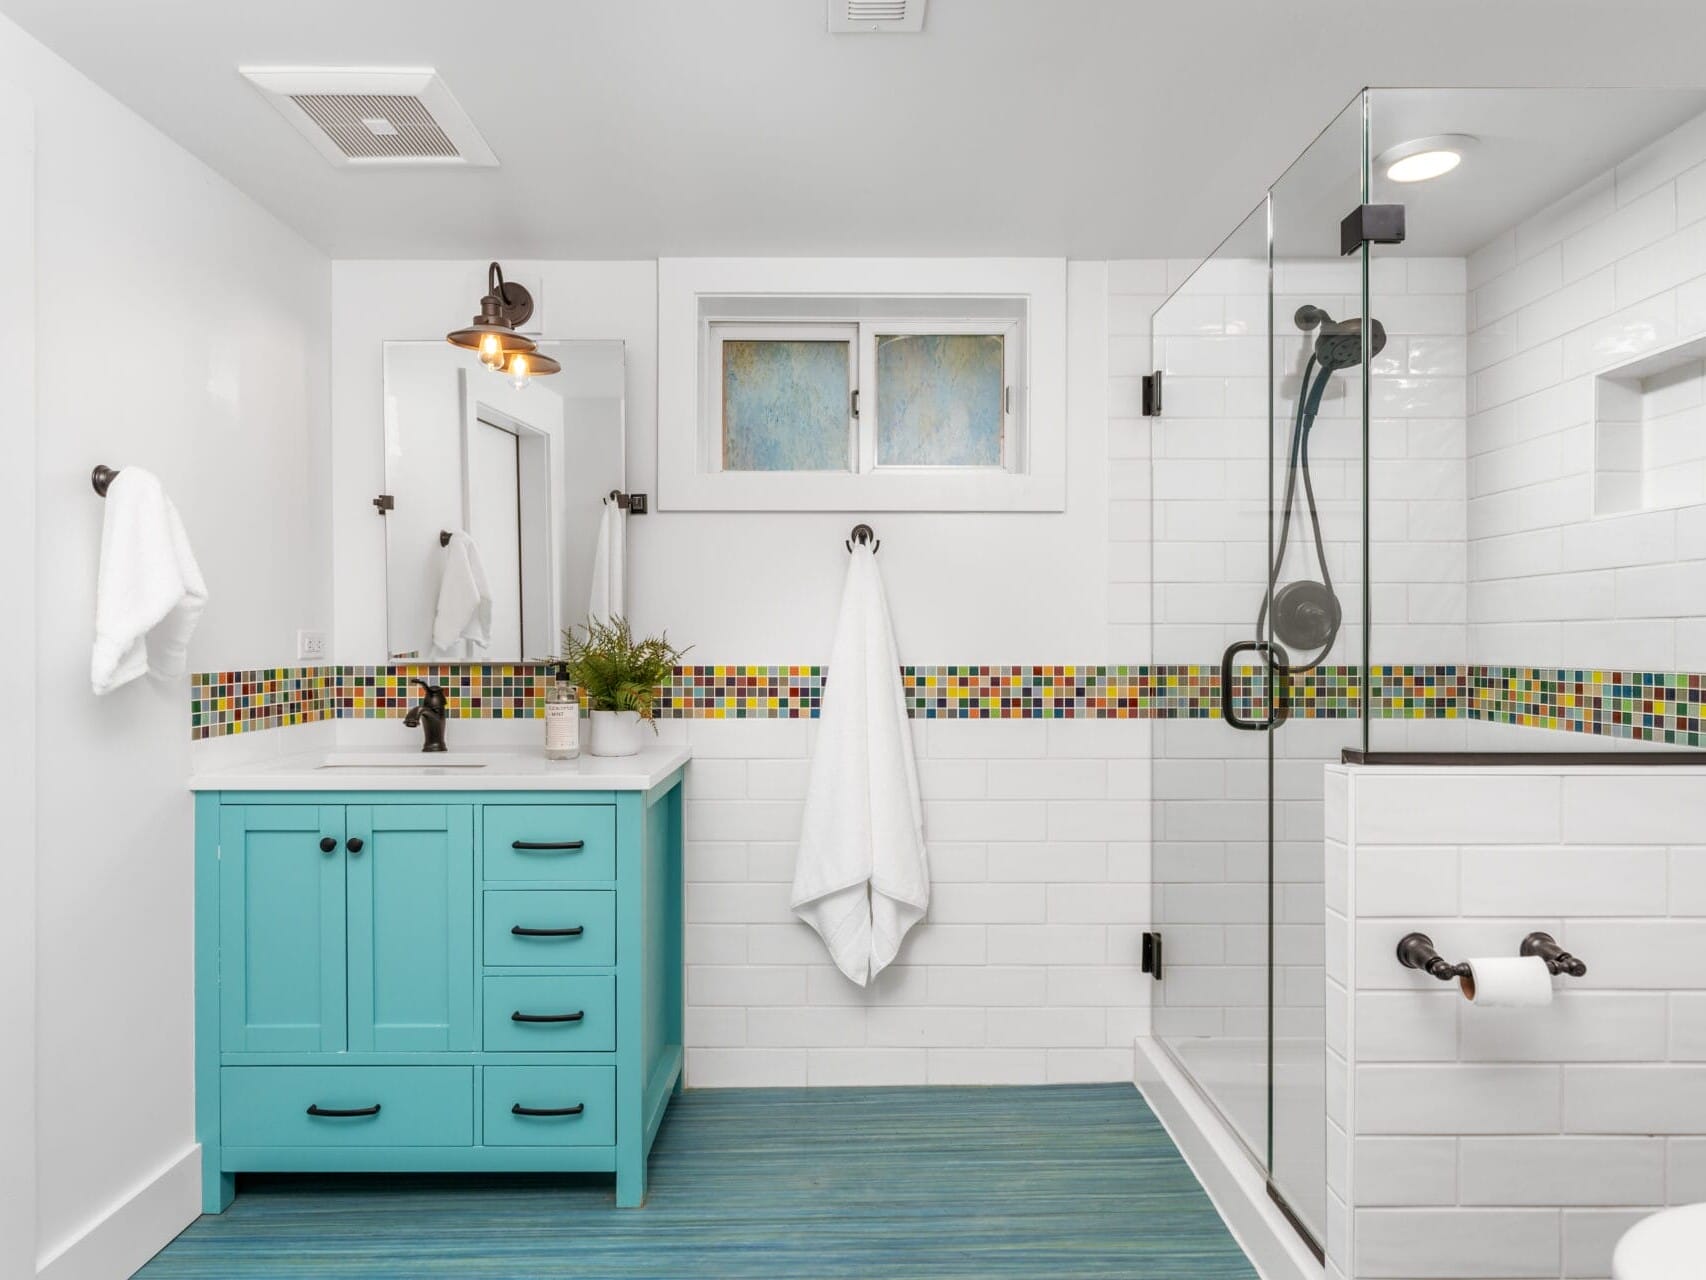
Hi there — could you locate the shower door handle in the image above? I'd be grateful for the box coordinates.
[1220,640,1285,731]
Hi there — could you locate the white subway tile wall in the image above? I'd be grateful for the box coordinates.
[1328,763,1706,1280]
[1467,107,1706,672]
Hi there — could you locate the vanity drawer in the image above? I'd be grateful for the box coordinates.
[483,975,615,1051]
[484,890,615,967]
[221,1066,473,1148]
[482,1066,616,1146]
[482,805,616,882]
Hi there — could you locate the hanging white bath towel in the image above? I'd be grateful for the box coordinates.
[588,497,626,627]
[90,467,209,695]
[432,531,493,656]
[791,543,928,986]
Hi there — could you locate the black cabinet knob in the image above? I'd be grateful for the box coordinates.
[347,837,365,854]
[319,837,337,854]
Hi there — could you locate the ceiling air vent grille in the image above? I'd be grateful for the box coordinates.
[289,94,457,160]
[240,67,498,167]
[829,0,927,33]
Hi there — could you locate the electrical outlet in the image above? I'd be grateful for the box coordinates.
[296,630,328,661]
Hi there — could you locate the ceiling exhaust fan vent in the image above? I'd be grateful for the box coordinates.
[239,67,498,167]
[829,0,927,33]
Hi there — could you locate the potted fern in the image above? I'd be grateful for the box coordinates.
[556,617,688,757]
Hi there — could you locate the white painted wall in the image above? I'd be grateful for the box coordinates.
[1466,107,1706,672]
[0,76,37,1280]
[0,12,334,1276]
[1326,763,1706,1280]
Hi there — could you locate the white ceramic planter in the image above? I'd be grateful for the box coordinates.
[588,709,645,757]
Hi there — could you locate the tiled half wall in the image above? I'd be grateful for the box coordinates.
[190,663,1706,746]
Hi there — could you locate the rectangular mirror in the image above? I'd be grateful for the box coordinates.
[381,339,626,661]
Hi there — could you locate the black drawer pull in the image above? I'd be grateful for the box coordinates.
[511,839,585,851]
[306,1103,381,1118]
[511,1010,585,1023]
[511,925,584,937]
[318,837,337,853]
[511,1102,585,1117]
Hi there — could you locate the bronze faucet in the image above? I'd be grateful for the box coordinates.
[404,678,449,752]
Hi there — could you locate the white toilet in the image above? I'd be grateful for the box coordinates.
[1613,1203,1706,1279]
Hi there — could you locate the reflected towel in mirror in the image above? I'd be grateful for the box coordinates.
[589,497,626,627]
[432,530,493,656]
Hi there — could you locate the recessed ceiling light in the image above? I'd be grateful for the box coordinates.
[1377,134,1476,184]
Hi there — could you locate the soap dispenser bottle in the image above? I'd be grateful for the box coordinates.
[544,663,580,760]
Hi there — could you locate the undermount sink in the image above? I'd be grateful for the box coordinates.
[316,751,494,770]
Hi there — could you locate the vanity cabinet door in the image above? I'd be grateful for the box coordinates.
[219,805,348,1053]
[345,805,475,1052]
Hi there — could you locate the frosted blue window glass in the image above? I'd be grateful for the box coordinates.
[722,340,851,471]
[876,334,1005,467]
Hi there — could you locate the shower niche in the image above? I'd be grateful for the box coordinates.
[1594,334,1706,516]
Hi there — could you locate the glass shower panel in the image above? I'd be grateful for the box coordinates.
[1149,201,1273,1168]
[1264,93,1369,1245]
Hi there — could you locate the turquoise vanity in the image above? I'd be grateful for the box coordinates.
[190,746,687,1211]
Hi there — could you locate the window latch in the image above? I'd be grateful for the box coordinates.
[851,388,860,419]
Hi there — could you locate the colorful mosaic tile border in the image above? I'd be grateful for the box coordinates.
[187,662,1706,748]
[1470,667,1706,747]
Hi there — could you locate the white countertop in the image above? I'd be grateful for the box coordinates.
[189,744,691,792]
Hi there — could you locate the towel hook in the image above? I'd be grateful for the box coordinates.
[91,465,120,497]
[439,530,452,547]
[846,523,879,554]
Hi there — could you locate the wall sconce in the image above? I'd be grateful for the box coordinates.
[503,348,560,390]
[446,262,540,370]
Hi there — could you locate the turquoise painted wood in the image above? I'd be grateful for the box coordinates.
[222,1066,474,1147]
[481,889,615,966]
[481,1066,616,1147]
[144,1085,1260,1279]
[194,772,686,1217]
[346,805,475,1052]
[481,804,616,880]
[481,975,616,1051]
[218,806,347,1054]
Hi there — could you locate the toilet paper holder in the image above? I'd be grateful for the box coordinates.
[1396,931,1587,979]
[1520,931,1587,977]
[1395,933,1471,981]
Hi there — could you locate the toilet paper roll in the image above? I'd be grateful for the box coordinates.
[1458,955,1553,1006]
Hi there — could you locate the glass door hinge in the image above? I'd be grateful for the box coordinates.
[1142,372,1162,417]
[1340,203,1406,256]
[1141,931,1163,980]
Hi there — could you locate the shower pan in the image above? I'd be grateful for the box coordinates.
[1144,85,1706,1263]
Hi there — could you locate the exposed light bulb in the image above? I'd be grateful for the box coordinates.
[479,333,505,368]
[506,352,532,390]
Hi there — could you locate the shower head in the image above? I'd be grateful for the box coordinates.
[1313,316,1387,372]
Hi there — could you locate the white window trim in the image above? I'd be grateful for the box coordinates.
[659,258,1066,512]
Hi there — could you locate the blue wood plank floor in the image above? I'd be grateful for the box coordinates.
[139,1084,1258,1278]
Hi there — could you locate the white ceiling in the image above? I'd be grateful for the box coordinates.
[6,0,1706,260]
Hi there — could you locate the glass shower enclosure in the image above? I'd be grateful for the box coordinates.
[1148,86,1706,1253]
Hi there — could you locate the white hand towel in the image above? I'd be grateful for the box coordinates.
[91,467,209,695]
[431,531,493,655]
[589,498,626,627]
[790,543,927,986]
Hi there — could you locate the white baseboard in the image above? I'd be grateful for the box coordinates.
[36,1146,200,1280]
[1133,1038,1320,1280]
